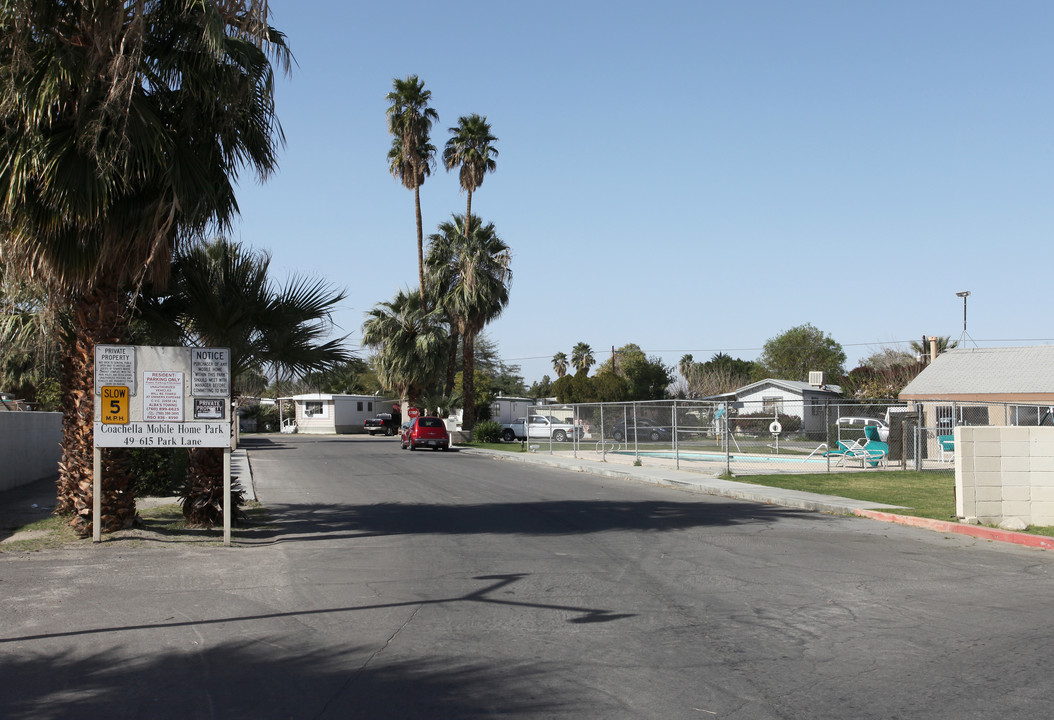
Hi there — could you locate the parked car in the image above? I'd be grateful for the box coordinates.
[501,415,583,442]
[836,416,889,442]
[401,416,450,451]
[611,417,672,442]
[364,412,400,436]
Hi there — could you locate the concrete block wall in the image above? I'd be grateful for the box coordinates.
[0,412,62,492]
[955,426,1054,526]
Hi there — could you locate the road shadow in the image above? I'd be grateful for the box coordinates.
[240,498,814,545]
[0,639,574,719]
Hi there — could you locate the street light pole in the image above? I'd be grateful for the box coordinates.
[956,290,970,345]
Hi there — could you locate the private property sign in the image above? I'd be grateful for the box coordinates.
[92,345,234,545]
[93,345,231,448]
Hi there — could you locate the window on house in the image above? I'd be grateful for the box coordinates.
[305,401,323,417]
[368,401,373,412]
[810,397,823,416]
[357,401,363,412]
[762,396,783,414]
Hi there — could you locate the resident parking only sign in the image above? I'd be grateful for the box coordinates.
[93,345,231,448]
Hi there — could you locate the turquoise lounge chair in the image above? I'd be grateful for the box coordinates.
[937,435,954,463]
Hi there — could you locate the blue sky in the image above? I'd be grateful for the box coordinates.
[232,1,1054,385]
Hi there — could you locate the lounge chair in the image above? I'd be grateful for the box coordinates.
[937,435,954,463]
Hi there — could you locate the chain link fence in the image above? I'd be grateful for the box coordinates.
[519,399,1054,475]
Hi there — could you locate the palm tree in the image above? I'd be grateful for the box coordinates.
[137,237,350,526]
[0,2,290,535]
[387,76,439,300]
[678,354,695,380]
[425,215,512,430]
[552,352,569,378]
[910,336,958,362]
[443,114,498,238]
[571,342,595,375]
[362,289,447,410]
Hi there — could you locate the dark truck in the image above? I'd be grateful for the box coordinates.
[364,412,400,436]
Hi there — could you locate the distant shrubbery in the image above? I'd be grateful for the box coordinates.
[473,420,503,443]
[733,412,802,435]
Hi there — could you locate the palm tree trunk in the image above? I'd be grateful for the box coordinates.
[464,190,473,240]
[445,328,459,395]
[462,332,476,431]
[57,284,137,536]
[414,183,426,303]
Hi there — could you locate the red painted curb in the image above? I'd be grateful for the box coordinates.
[854,509,1054,550]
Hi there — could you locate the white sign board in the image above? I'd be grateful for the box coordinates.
[93,421,231,448]
[144,371,184,421]
[192,348,231,397]
[94,345,137,395]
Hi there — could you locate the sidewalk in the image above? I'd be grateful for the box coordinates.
[462,447,1054,551]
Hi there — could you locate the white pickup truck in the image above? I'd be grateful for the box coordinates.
[501,415,584,443]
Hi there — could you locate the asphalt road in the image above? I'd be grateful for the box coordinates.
[3,434,1054,719]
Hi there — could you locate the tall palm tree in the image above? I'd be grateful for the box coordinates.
[0,1,290,535]
[425,215,512,430]
[443,114,498,238]
[362,288,447,410]
[552,352,569,378]
[386,76,439,300]
[137,237,350,526]
[571,342,595,375]
[678,354,695,380]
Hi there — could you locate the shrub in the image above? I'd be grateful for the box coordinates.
[473,420,503,444]
[129,448,189,497]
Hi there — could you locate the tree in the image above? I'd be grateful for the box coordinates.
[529,375,554,399]
[571,343,595,375]
[386,76,439,300]
[552,352,569,378]
[302,359,379,395]
[136,237,350,526]
[758,324,846,382]
[443,114,498,238]
[425,215,512,430]
[678,354,695,382]
[361,288,446,409]
[0,1,290,535]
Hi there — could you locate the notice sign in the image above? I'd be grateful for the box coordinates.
[95,345,136,396]
[192,348,230,397]
[194,398,226,420]
[144,371,184,422]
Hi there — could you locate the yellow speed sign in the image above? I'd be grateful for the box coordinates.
[101,385,130,424]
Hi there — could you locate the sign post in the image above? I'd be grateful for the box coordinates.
[93,345,232,545]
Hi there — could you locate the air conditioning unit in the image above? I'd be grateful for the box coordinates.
[808,371,824,387]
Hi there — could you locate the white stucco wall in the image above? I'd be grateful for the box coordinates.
[955,426,1054,526]
[0,412,62,491]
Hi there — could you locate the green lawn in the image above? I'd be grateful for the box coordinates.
[733,471,956,520]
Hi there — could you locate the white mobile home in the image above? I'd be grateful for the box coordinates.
[488,395,536,424]
[281,394,394,434]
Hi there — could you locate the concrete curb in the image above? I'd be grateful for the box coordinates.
[855,509,1054,551]
[463,447,1052,551]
